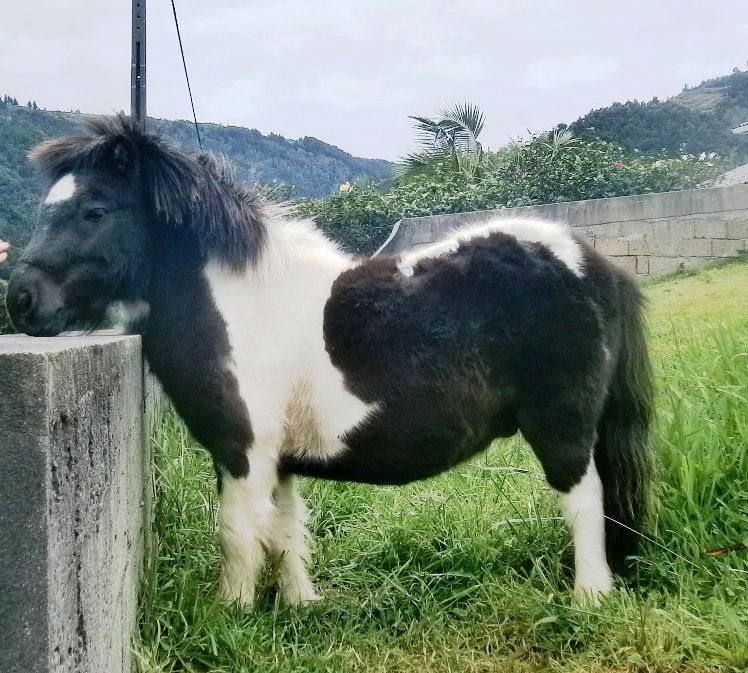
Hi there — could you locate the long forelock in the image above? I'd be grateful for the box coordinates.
[29,115,267,270]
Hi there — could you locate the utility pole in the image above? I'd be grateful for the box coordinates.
[131,0,146,127]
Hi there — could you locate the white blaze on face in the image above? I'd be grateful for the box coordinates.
[44,174,77,204]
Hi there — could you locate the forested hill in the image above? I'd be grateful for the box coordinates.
[0,100,391,278]
[567,69,748,161]
[148,118,392,197]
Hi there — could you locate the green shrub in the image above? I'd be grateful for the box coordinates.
[298,133,725,256]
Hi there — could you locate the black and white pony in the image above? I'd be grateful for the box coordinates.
[7,117,653,606]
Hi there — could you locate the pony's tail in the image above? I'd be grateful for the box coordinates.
[595,275,654,574]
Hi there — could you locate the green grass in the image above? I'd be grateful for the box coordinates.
[135,260,748,673]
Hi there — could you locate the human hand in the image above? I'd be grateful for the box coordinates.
[0,240,9,265]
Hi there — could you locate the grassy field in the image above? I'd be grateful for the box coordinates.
[135,259,748,673]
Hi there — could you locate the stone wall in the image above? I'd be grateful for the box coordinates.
[0,334,149,673]
[375,184,748,277]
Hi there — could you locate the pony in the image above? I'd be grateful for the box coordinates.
[7,117,653,606]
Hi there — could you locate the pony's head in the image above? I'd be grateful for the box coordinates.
[7,116,265,336]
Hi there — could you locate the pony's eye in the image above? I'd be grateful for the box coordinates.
[85,208,107,222]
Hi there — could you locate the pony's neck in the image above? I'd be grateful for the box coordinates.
[138,210,352,347]
[139,221,253,474]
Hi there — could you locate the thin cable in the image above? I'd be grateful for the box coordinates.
[170,0,203,150]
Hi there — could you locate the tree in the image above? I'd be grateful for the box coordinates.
[399,102,486,179]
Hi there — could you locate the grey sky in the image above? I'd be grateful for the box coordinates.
[2,1,747,160]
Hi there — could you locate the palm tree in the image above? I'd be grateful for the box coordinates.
[398,102,486,179]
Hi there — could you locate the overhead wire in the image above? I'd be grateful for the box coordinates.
[170,0,203,150]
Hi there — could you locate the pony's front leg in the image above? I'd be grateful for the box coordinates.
[269,475,320,605]
[218,442,279,606]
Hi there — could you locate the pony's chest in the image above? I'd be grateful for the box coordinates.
[204,264,376,451]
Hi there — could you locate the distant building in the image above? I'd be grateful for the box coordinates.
[711,163,748,187]
[707,121,748,185]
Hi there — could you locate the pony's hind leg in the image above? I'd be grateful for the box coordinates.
[518,407,613,598]
[269,475,320,605]
[557,457,613,598]
[218,442,279,606]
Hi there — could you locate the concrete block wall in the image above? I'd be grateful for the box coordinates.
[375,184,748,277]
[0,334,149,673]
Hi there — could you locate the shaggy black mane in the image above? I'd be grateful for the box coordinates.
[29,115,266,269]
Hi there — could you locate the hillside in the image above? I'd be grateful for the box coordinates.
[149,118,392,197]
[0,100,391,279]
[567,69,748,161]
[671,69,748,123]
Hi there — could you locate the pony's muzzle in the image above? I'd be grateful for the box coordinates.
[6,266,66,336]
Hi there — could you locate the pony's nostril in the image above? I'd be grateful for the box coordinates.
[16,288,35,317]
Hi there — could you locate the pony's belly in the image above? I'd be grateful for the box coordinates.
[282,409,499,485]
[282,439,488,485]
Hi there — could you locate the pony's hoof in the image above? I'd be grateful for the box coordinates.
[218,577,256,608]
[573,580,614,605]
[281,582,322,606]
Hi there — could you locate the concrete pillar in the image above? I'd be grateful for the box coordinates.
[0,334,149,673]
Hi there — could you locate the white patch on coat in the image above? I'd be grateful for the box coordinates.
[44,174,77,204]
[397,218,585,277]
[398,238,459,277]
[207,214,379,605]
[556,458,614,598]
[269,476,320,605]
[205,215,378,451]
[218,442,279,605]
[107,300,151,331]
